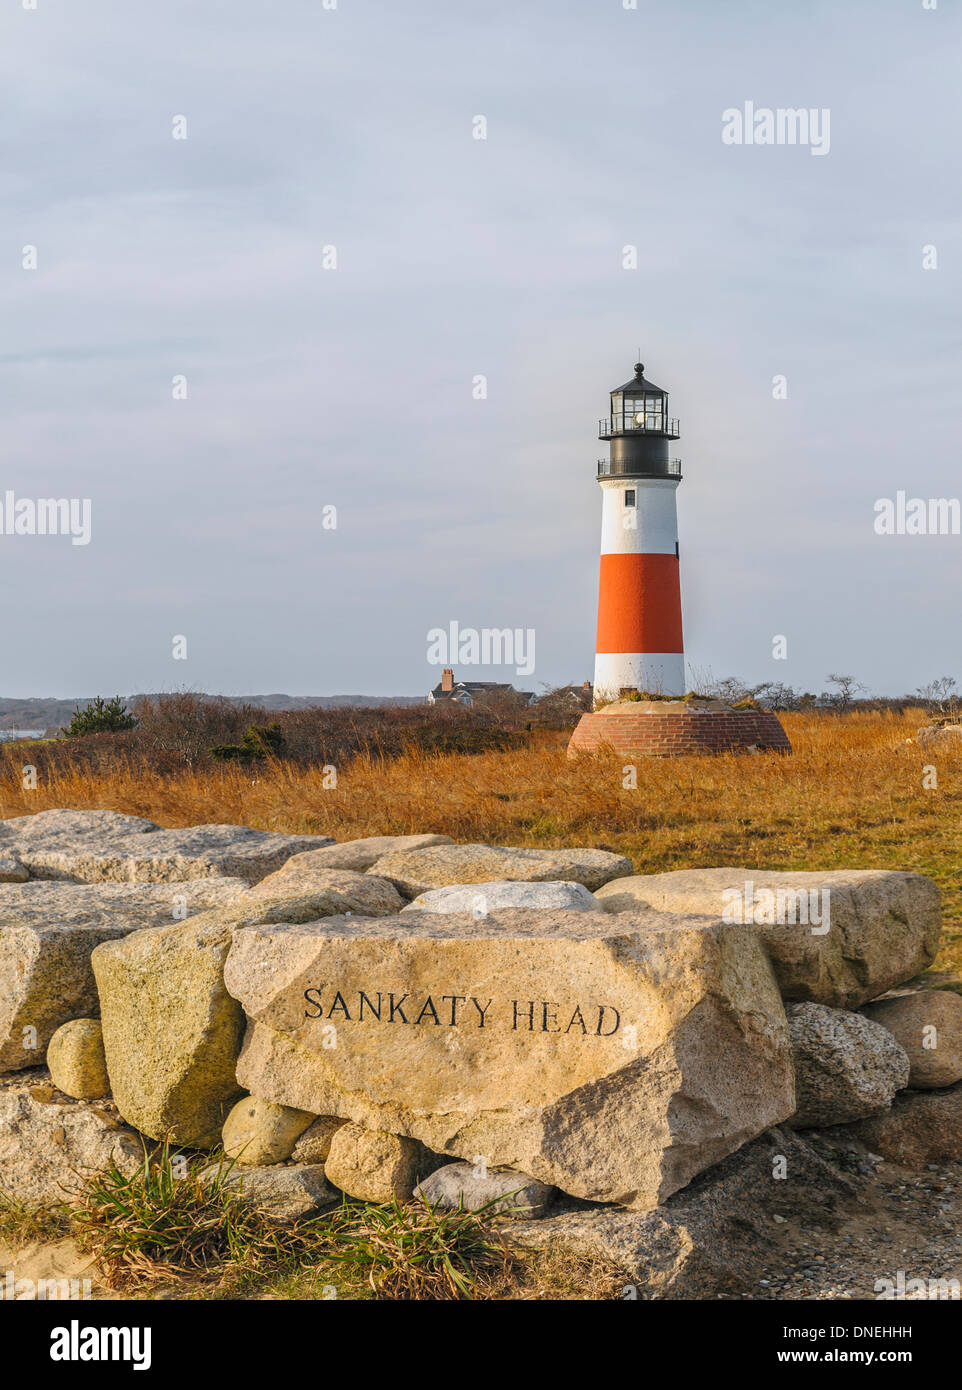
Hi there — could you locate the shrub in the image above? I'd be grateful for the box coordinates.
[416,728,527,756]
[210,723,285,763]
[64,696,137,737]
[132,693,258,764]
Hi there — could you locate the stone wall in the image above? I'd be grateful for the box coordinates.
[1,810,959,1297]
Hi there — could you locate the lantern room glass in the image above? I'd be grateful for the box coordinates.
[627,395,664,430]
[611,393,665,431]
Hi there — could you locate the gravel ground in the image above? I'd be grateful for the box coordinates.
[725,1145,962,1301]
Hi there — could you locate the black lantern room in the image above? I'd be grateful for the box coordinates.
[598,362,681,480]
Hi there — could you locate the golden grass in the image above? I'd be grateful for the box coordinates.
[3,708,960,971]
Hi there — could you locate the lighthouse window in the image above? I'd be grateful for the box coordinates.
[629,399,664,430]
[624,489,636,507]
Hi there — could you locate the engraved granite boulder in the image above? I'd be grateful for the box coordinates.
[224,908,795,1209]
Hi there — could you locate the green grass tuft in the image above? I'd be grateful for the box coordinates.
[322,1193,517,1300]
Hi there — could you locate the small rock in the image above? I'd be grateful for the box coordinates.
[369,844,633,898]
[787,1002,909,1127]
[214,1163,339,1223]
[862,991,962,1090]
[402,880,598,914]
[0,856,28,883]
[259,835,454,876]
[245,867,404,916]
[324,1124,441,1204]
[415,1162,556,1218]
[290,1115,348,1165]
[221,1096,316,1165]
[844,1081,962,1167]
[46,1019,110,1100]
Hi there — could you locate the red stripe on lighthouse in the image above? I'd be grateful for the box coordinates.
[595,552,684,654]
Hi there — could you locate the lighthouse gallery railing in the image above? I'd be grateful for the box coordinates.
[598,416,680,439]
[597,458,682,478]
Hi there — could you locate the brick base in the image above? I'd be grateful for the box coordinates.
[567,700,792,759]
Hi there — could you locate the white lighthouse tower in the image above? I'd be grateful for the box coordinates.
[593,362,685,701]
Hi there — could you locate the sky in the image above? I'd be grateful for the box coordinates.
[0,0,959,699]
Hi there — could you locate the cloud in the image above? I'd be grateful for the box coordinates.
[0,0,958,695]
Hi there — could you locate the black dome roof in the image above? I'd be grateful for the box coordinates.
[612,362,667,396]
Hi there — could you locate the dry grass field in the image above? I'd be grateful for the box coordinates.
[3,708,960,974]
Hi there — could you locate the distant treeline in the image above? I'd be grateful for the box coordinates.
[695,673,960,716]
[0,691,424,732]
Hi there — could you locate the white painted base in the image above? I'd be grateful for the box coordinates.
[593,652,686,701]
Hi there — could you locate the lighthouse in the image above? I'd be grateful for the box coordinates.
[593,362,685,702]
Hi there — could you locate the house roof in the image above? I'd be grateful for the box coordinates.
[430,680,534,700]
[431,680,517,695]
